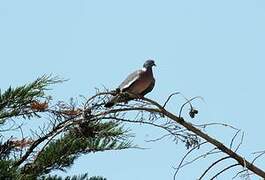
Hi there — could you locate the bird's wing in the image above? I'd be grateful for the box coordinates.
[118,69,142,91]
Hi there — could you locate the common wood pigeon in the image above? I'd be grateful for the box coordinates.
[105,60,156,108]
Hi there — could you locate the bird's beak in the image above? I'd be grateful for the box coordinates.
[154,63,156,67]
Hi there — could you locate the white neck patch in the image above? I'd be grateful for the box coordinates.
[142,67,147,71]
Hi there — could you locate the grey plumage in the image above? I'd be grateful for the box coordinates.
[105,60,156,108]
[118,70,142,91]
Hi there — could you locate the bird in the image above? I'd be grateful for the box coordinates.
[105,60,156,108]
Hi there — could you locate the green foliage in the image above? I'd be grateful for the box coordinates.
[40,174,106,180]
[0,75,63,122]
[0,76,133,180]
[0,140,14,160]
[24,121,131,176]
[0,159,19,180]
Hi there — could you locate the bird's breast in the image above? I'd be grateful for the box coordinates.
[128,71,154,95]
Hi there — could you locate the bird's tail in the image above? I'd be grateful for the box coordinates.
[105,93,134,108]
[104,95,120,108]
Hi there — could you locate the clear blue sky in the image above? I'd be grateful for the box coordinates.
[1,0,265,179]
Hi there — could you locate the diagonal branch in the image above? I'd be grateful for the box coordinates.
[103,96,265,178]
[140,97,265,178]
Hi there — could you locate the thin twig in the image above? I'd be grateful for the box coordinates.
[173,141,208,180]
[162,92,180,108]
[232,169,248,179]
[179,148,220,169]
[251,150,265,164]
[230,129,241,149]
[198,156,230,180]
[235,131,244,152]
[209,163,239,180]
[194,122,239,131]
[178,96,204,118]
[145,134,171,142]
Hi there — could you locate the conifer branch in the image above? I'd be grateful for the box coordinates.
[1,77,265,179]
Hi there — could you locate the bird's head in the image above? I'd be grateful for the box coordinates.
[143,60,156,68]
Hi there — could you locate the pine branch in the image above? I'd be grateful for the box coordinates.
[0,75,64,122]
[21,121,132,177]
[40,174,106,180]
[0,139,15,160]
[0,159,19,179]
[2,77,264,179]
